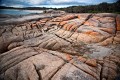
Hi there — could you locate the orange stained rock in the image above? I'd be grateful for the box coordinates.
[31,23,37,27]
[36,21,41,25]
[66,23,75,31]
[100,28,114,34]
[99,37,113,46]
[40,18,50,23]
[108,17,115,21]
[40,20,46,23]
[51,22,60,25]
[62,15,76,21]
[52,17,62,22]
[84,21,96,27]
[63,24,69,30]
[78,56,87,63]
[69,25,77,31]
[85,59,97,67]
[66,54,72,61]
[114,37,120,44]
[52,15,76,22]
[84,21,91,26]
[116,15,120,31]
[90,32,100,36]
[77,15,81,19]
[84,31,93,34]
[60,21,67,26]
[114,37,120,43]
[92,16,100,20]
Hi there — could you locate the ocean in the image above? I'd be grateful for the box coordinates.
[0,9,43,15]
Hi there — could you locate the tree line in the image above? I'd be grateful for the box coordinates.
[56,0,120,13]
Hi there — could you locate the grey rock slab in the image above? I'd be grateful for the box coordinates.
[51,63,96,80]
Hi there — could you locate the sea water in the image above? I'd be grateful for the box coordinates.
[0,9,43,15]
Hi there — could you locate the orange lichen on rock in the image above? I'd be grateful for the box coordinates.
[51,22,60,25]
[84,21,91,26]
[83,30,100,36]
[92,16,100,20]
[116,15,120,31]
[63,24,69,30]
[83,31,94,34]
[31,23,37,27]
[84,21,95,26]
[69,25,77,31]
[60,21,67,26]
[90,32,100,36]
[62,15,76,21]
[100,28,114,34]
[78,56,87,63]
[52,14,76,22]
[66,23,76,31]
[66,54,72,61]
[66,24,73,31]
[40,18,50,23]
[77,15,82,19]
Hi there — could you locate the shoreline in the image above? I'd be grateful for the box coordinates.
[0,13,65,25]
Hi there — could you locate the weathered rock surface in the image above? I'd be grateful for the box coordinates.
[0,13,120,80]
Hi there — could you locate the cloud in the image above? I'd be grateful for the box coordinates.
[51,0,73,4]
[35,5,71,8]
[0,0,117,8]
[25,0,45,5]
[9,4,24,7]
[1,0,25,6]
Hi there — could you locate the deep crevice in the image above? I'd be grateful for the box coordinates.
[55,33,72,44]
[49,62,66,80]
[33,64,42,80]
[99,63,104,80]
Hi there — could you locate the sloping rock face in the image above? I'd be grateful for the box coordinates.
[0,13,120,80]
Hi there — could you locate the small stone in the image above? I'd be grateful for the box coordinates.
[77,56,87,62]
[85,59,97,67]
[97,60,104,65]
[66,54,72,61]
[83,54,89,58]
[31,23,36,27]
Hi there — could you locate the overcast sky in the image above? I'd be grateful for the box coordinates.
[0,0,117,8]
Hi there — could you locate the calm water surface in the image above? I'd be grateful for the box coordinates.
[0,9,43,15]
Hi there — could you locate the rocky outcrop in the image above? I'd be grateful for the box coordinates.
[0,13,120,80]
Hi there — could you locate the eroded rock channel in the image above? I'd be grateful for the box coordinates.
[0,13,120,80]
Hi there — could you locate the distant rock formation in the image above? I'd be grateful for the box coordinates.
[44,9,66,14]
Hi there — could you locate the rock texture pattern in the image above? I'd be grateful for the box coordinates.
[0,13,120,80]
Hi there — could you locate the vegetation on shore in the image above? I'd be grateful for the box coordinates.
[0,0,120,13]
[56,0,120,13]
